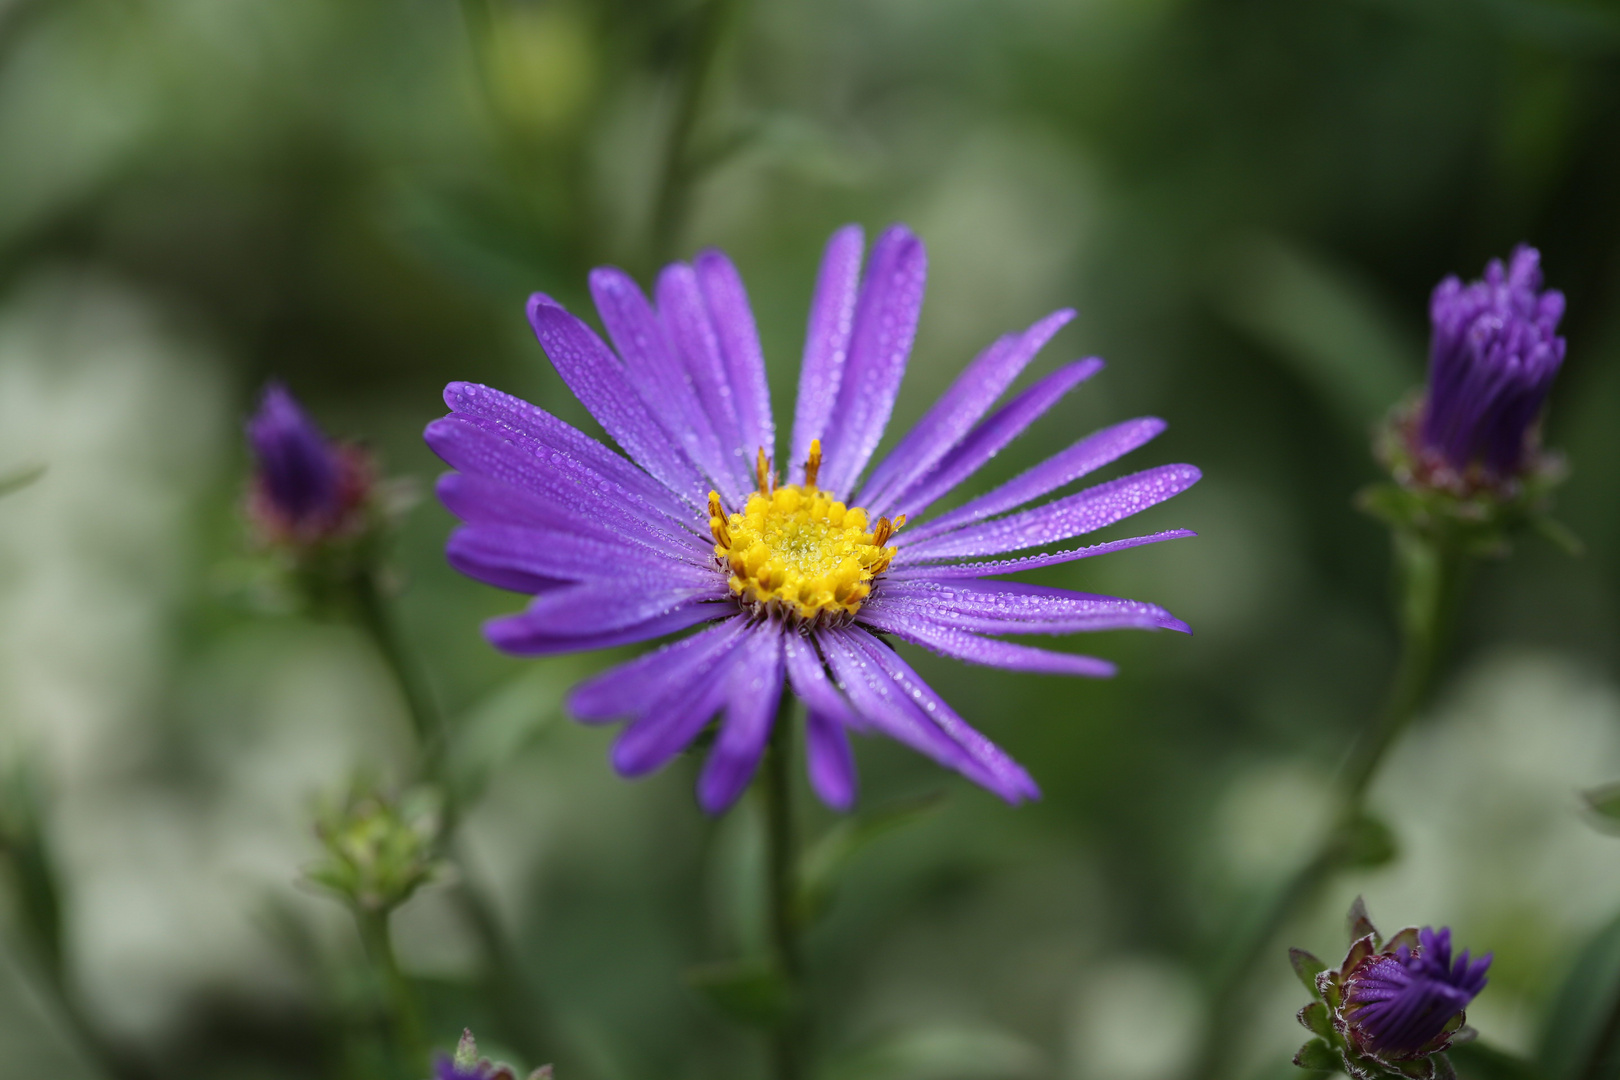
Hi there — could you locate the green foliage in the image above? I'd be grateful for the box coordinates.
[685,960,794,1030]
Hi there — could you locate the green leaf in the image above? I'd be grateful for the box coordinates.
[1291,948,1329,998]
[797,792,945,925]
[0,462,44,498]
[1339,814,1398,869]
[1299,1001,1334,1037]
[1295,1039,1342,1072]
[685,960,793,1030]
[1580,782,1620,833]
[1536,908,1620,1080]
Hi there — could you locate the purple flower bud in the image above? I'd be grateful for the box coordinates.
[1344,927,1491,1056]
[1419,246,1565,481]
[245,382,372,544]
[435,1055,490,1080]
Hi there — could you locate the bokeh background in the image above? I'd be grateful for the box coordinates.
[4,0,1620,1078]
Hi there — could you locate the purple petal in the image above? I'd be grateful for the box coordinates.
[655,264,754,503]
[696,250,776,470]
[697,628,786,814]
[859,308,1075,515]
[441,381,692,526]
[858,607,1117,678]
[612,667,735,777]
[488,581,722,641]
[889,529,1197,579]
[805,709,857,812]
[887,358,1104,519]
[818,626,1037,803]
[902,464,1202,561]
[486,597,725,658]
[867,578,1189,634]
[790,225,865,483]
[589,268,735,491]
[446,524,717,590]
[817,226,928,497]
[571,617,750,722]
[903,417,1167,544]
[527,294,708,506]
[427,416,706,560]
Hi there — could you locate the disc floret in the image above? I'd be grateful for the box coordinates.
[709,440,904,626]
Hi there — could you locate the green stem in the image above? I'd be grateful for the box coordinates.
[1194,531,1464,1080]
[1576,977,1620,1080]
[357,906,425,1070]
[351,570,448,775]
[761,700,804,1080]
[348,568,553,1065]
[647,0,749,266]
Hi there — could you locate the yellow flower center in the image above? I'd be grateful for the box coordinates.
[708,440,904,626]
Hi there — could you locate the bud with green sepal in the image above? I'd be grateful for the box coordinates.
[302,777,446,915]
[1291,898,1490,1080]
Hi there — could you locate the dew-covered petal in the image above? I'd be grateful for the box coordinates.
[888,358,1103,519]
[610,622,753,775]
[655,264,754,503]
[903,417,1166,544]
[790,225,865,483]
[902,464,1202,561]
[889,529,1197,579]
[490,581,723,642]
[698,628,786,814]
[485,596,725,658]
[441,381,692,525]
[427,416,706,559]
[696,250,775,472]
[866,578,1189,635]
[805,709,857,811]
[858,607,1117,678]
[846,626,1040,801]
[859,308,1075,515]
[446,524,718,592]
[819,626,1037,803]
[527,293,709,506]
[817,226,928,496]
[589,267,734,490]
[571,617,751,722]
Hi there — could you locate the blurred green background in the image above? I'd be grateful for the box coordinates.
[4,0,1620,1078]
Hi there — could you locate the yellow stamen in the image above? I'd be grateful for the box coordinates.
[755,447,773,495]
[711,479,900,626]
[707,491,731,548]
[805,438,822,489]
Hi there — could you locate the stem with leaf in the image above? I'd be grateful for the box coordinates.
[1195,530,1465,1080]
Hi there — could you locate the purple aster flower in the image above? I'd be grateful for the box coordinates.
[246,382,373,544]
[1417,246,1564,485]
[1344,927,1491,1057]
[427,224,1199,813]
[435,1054,490,1080]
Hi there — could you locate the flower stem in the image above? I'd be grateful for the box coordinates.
[761,699,805,1080]
[647,0,749,266]
[1194,531,1464,1080]
[350,569,448,772]
[357,906,426,1071]
[346,567,554,1065]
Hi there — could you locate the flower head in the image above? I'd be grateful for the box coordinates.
[1344,927,1491,1057]
[428,224,1199,813]
[1417,246,1565,486]
[1292,900,1490,1080]
[246,382,373,544]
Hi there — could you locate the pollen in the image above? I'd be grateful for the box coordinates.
[709,441,903,625]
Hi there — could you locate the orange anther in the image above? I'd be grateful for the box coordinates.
[756,447,773,494]
[805,439,822,489]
